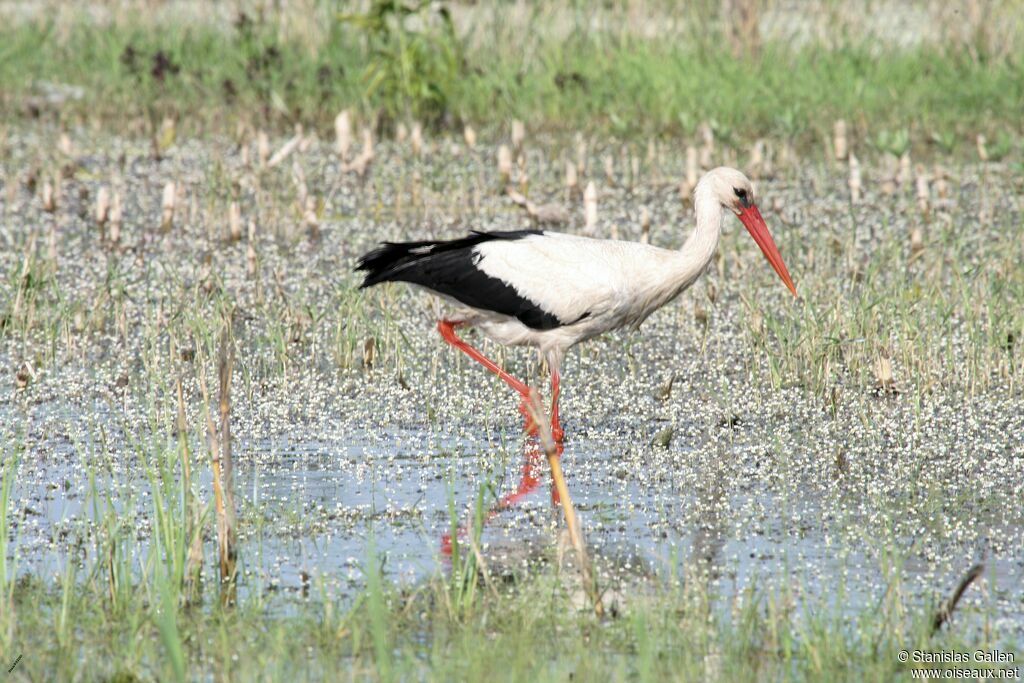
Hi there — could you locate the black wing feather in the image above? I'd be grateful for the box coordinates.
[356,230,566,330]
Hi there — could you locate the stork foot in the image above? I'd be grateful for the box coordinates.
[551,418,564,444]
[518,398,540,436]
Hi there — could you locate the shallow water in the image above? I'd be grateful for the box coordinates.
[6,372,1022,637]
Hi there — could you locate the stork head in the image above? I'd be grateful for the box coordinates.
[701,167,797,297]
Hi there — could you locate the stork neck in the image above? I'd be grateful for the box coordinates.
[678,182,724,276]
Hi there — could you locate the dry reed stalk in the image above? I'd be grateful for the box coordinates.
[583,181,597,235]
[160,181,176,231]
[524,391,603,617]
[41,177,56,213]
[360,128,376,168]
[108,191,122,246]
[874,349,896,394]
[517,154,529,194]
[916,165,930,214]
[833,119,848,160]
[880,155,898,195]
[685,146,699,193]
[47,225,57,265]
[778,143,794,168]
[694,301,709,327]
[630,155,640,189]
[295,130,311,156]
[847,153,862,203]
[246,221,257,278]
[976,134,988,162]
[511,119,525,149]
[257,130,270,167]
[640,206,650,244]
[362,337,376,369]
[564,159,578,198]
[198,322,238,606]
[933,165,950,199]
[95,186,110,232]
[507,188,532,212]
[603,155,615,186]
[334,110,352,160]
[576,135,587,176]
[303,196,320,241]
[463,125,477,148]
[699,124,714,168]
[898,152,912,186]
[266,126,303,169]
[497,145,513,186]
[411,122,423,157]
[58,131,73,157]
[340,128,375,176]
[412,170,422,209]
[228,201,242,243]
[749,140,765,178]
[292,161,308,209]
[910,226,924,257]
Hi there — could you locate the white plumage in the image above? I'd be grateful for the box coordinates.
[357,166,796,442]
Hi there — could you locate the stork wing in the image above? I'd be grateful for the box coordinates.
[474,232,676,327]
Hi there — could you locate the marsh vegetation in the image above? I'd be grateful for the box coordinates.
[1,1,1022,681]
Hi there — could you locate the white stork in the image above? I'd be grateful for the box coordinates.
[357,167,797,519]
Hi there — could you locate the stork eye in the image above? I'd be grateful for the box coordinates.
[733,186,752,208]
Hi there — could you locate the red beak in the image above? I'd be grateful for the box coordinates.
[737,204,797,297]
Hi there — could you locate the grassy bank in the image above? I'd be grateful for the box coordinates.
[4,555,1003,682]
[0,1,1022,153]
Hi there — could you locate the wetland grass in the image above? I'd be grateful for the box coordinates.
[2,144,1021,676]
[198,322,239,605]
[1,2,1023,151]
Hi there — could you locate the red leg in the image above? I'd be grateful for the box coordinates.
[437,320,538,434]
[437,320,530,395]
[550,370,563,444]
[437,320,564,553]
[548,371,564,505]
[441,438,545,556]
